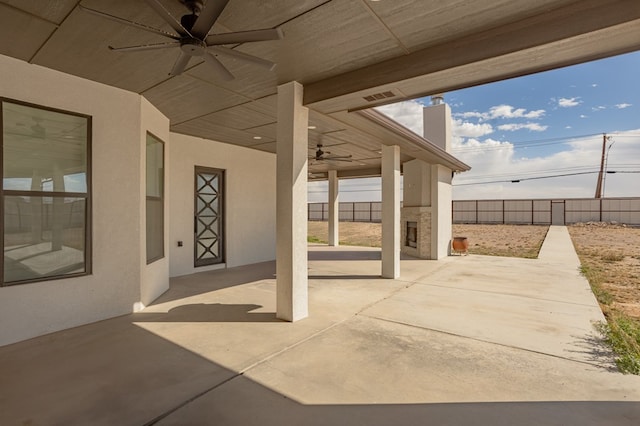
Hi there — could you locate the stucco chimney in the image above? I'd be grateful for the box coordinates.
[423,94,452,153]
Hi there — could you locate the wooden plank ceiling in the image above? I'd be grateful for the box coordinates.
[1,0,639,178]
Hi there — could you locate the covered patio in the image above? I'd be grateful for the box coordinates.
[1,0,640,345]
[2,227,639,425]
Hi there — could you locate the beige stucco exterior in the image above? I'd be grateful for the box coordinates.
[0,55,278,346]
[168,133,276,278]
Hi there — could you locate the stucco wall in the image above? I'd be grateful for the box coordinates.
[169,133,277,277]
[0,55,148,345]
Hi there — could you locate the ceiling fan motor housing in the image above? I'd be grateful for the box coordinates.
[180,38,207,55]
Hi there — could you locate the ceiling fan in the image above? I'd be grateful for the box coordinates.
[79,0,282,80]
[310,143,352,163]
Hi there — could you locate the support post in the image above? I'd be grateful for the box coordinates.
[381,145,400,278]
[430,164,453,259]
[276,81,308,322]
[328,170,339,246]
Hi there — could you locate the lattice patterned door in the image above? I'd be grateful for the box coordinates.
[194,167,224,266]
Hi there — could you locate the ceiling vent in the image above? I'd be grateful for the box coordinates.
[363,91,396,102]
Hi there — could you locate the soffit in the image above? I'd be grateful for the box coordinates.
[0,0,638,178]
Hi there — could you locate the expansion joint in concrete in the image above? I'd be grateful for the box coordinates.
[358,314,614,371]
[144,373,243,426]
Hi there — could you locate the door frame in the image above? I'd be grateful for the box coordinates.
[194,166,225,267]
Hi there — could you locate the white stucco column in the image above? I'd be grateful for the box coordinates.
[381,144,400,279]
[424,100,454,259]
[328,170,339,246]
[430,164,453,259]
[276,81,309,322]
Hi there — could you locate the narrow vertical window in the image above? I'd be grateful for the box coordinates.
[1,99,91,285]
[146,133,164,264]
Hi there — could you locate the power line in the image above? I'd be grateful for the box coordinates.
[451,132,601,153]
[453,171,599,187]
[451,131,640,154]
[453,170,640,187]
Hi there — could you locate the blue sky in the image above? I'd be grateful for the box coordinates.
[447,52,638,156]
[309,51,640,202]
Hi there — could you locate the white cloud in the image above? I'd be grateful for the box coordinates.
[616,103,632,109]
[497,123,548,132]
[592,106,606,111]
[451,129,640,200]
[454,105,545,121]
[558,97,581,108]
[565,126,572,129]
[375,100,425,135]
[452,119,494,138]
[488,105,545,119]
[580,114,588,119]
[592,84,598,87]
[456,111,487,119]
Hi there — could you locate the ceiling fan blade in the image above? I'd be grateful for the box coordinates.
[78,4,178,39]
[191,0,230,39]
[203,52,235,81]
[143,0,193,37]
[205,28,283,45]
[109,42,180,53]
[169,52,192,76]
[208,46,276,71]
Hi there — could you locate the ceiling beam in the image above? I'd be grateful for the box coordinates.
[304,0,640,106]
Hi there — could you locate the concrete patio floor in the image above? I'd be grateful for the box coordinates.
[1,226,640,425]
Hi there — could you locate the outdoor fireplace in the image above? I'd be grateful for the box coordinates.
[401,207,432,259]
[406,221,417,248]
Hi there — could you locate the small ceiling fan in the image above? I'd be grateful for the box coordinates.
[79,0,282,80]
[310,143,352,163]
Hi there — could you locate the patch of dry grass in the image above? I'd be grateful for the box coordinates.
[568,224,640,320]
[568,223,640,374]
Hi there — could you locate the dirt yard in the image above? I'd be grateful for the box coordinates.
[452,224,548,259]
[568,223,640,320]
[308,221,548,259]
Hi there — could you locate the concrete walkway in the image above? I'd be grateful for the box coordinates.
[1,226,639,425]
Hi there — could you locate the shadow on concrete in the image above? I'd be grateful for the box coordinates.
[0,315,237,426]
[309,250,382,261]
[2,306,638,426]
[308,249,424,261]
[155,261,276,304]
[567,332,619,372]
[156,374,640,425]
[134,303,280,323]
[309,274,382,280]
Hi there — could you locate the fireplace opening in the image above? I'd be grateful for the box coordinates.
[406,221,417,248]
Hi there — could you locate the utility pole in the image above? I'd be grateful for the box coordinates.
[594,133,610,198]
[602,139,615,197]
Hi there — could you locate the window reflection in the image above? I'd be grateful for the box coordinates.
[2,99,90,285]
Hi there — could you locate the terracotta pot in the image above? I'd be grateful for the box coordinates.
[452,236,469,253]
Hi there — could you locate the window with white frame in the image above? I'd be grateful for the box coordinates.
[1,99,91,285]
